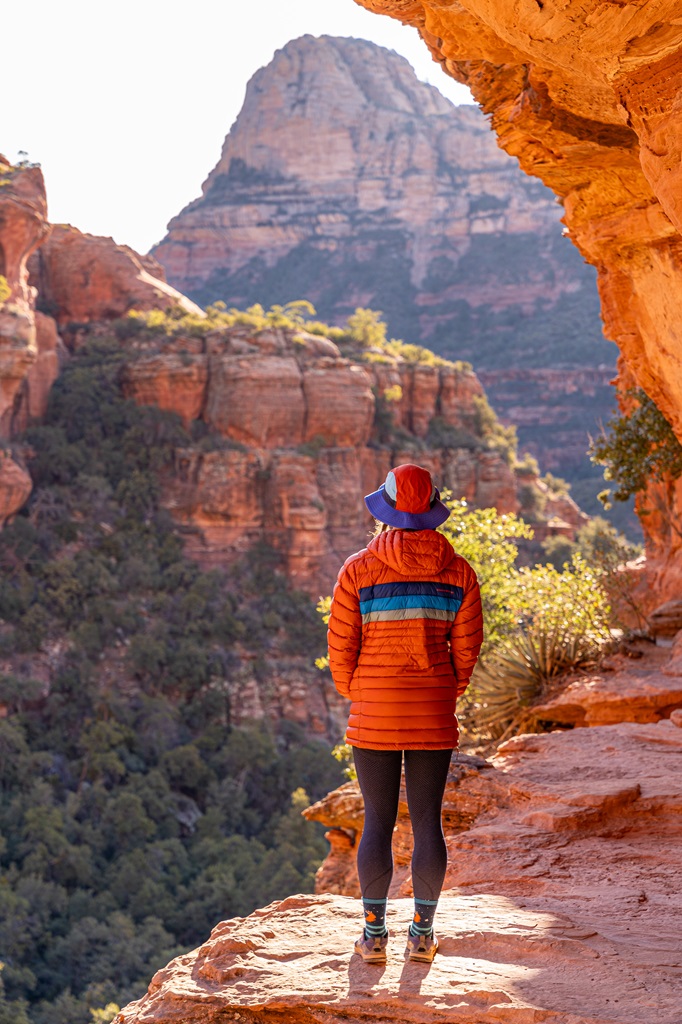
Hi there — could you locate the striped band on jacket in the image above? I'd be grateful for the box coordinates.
[358,581,463,623]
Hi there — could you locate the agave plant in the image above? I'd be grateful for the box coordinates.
[467,625,601,740]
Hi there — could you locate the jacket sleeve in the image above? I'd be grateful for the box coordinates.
[327,561,362,700]
[450,562,483,698]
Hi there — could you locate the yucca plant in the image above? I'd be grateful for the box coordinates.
[466,625,602,741]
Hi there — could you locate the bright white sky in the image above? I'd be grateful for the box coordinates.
[3,0,473,255]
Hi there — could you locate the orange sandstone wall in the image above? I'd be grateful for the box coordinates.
[354,0,682,597]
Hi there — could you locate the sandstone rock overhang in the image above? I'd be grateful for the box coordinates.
[350,1,682,425]
[350,0,682,599]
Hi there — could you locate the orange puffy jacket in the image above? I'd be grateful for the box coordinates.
[327,529,483,750]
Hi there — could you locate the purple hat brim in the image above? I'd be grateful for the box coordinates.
[364,484,451,529]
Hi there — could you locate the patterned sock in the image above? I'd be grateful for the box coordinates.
[409,898,438,937]
[362,897,388,937]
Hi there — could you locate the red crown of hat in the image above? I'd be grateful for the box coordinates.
[384,464,437,513]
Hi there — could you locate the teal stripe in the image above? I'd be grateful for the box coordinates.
[360,595,462,614]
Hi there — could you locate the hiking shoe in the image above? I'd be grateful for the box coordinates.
[405,928,438,962]
[354,929,388,963]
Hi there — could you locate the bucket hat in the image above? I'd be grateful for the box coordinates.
[364,463,450,530]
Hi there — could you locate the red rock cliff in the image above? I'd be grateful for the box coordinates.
[0,157,54,522]
[152,35,615,491]
[351,0,682,592]
[121,322,522,592]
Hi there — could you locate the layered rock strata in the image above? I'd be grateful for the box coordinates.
[351,0,682,587]
[0,172,206,522]
[479,367,615,474]
[122,323,526,591]
[152,35,615,485]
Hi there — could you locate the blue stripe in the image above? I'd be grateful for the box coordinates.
[359,582,463,602]
[359,595,462,614]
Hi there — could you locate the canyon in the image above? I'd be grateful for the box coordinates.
[4,5,682,1021]
[0,156,583,596]
[152,35,617,498]
[112,8,682,1022]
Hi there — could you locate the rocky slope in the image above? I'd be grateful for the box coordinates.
[116,639,682,1024]
[349,1,682,593]
[152,35,616,489]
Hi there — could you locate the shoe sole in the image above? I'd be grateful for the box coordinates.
[407,939,438,963]
[354,942,386,964]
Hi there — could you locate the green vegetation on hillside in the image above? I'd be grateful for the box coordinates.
[121,302,518,469]
[590,387,682,504]
[0,337,342,1023]
[119,301,471,370]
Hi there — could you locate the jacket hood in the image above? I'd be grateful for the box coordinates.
[367,529,456,577]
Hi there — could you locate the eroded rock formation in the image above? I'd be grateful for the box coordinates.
[117,640,682,1024]
[0,157,54,522]
[122,323,527,591]
[29,224,203,328]
[0,157,50,431]
[153,35,614,487]
[351,0,682,588]
[0,172,206,524]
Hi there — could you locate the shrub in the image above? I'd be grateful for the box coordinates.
[470,623,600,739]
[590,387,682,504]
[465,553,611,741]
[426,417,480,451]
[541,534,577,570]
[438,496,534,652]
[472,395,517,465]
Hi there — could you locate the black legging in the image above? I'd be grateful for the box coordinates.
[353,747,452,901]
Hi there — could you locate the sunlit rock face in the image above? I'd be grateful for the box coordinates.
[121,322,523,593]
[152,35,615,486]
[29,225,203,328]
[348,0,682,592]
[0,157,50,433]
[0,157,55,522]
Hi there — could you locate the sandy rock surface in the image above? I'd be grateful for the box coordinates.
[532,642,682,726]
[118,643,682,1024]
[116,889,678,1024]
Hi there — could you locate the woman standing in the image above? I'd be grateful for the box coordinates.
[327,464,483,963]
